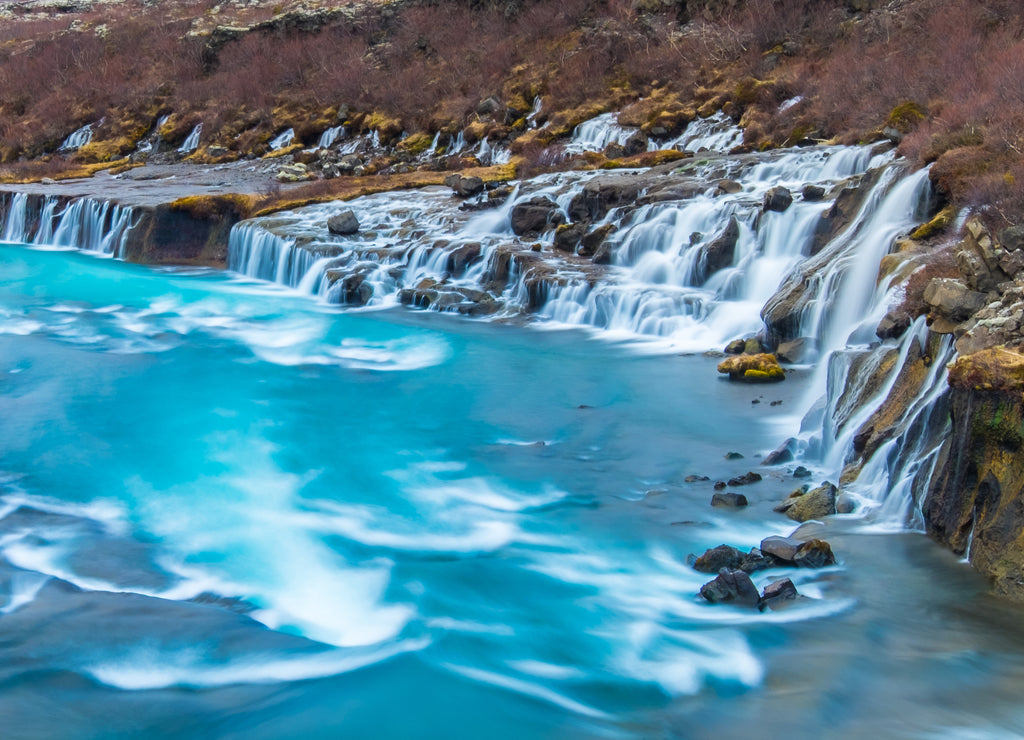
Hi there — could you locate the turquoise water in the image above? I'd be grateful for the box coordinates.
[3,243,1024,739]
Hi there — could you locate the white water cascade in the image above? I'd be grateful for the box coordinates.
[663,111,745,153]
[563,113,655,155]
[0,193,137,257]
[60,122,98,152]
[178,124,203,153]
[318,126,345,149]
[269,128,295,150]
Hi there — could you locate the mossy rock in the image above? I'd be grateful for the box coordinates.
[717,353,786,382]
[910,205,955,240]
[396,132,434,156]
[886,101,927,134]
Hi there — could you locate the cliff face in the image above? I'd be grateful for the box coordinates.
[924,367,1024,599]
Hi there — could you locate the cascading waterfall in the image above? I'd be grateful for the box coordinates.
[178,123,203,153]
[269,128,295,150]
[0,193,137,257]
[318,126,344,149]
[563,113,656,155]
[60,121,98,152]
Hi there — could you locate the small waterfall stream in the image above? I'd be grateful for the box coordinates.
[0,193,137,257]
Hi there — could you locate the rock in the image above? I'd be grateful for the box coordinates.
[684,474,710,483]
[759,577,798,610]
[923,278,987,321]
[763,185,793,212]
[510,196,561,235]
[699,568,761,606]
[623,130,649,157]
[999,225,1024,252]
[553,223,585,253]
[327,209,360,235]
[724,339,746,354]
[724,451,744,459]
[793,539,837,568]
[876,310,912,340]
[694,216,739,284]
[692,544,746,573]
[276,163,313,182]
[713,481,727,490]
[763,438,796,465]
[716,179,742,194]
[456,176,484,198]
[578,224,615,259]
[777,481,838,522]
[801,184,826,201]
[759,535,804,562]
[738,548,776,573]
[568,176,644,222]
[476,96,502,116]
[743,337,763,355]
[776,338,813,364]
[446,243,482,276]
[711,492,749,508]
[717,353,785,383]
[836,492,857,514]
[728,471,762,486]
[330,270,373,305]
[602,143,626,159]
[793,466,812,478]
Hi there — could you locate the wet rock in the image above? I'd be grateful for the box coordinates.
[763,438,796,465]
[553,223,585,253]
[792,539,837,568]
[711,492,749,508]
[456,176,485,198]
[776,482,838,522]
[276,163,313,182]
[728,471,762,486]
[876,310,912,340]
[793,466,812,478]
[759,577,798,610]
[836,492,857,514]
[763,186,793,213]
[699,568,761,606]
[801,184,826,201]
[713,481,727,490]
[725,451,744,459]
[327,209,360,235]
[685,474,710,483]
[724,339,746,355]
[744,337,764,355]
[578,224,615,259]
[568,176,644,222]
[331,270,373,305]
[623,130,649,156]
[694,216,739,284]
[923,278,987,321]
[446,243,482,276]
[739,548,776,573]
[776,338,813,364]
[760,535,803,562]
[717,353,785,383]
[716,179,742,194]
[511,196,561,235]
[692,544,746,573]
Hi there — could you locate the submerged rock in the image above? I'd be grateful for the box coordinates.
[692,544,746,573]
[728,471,763,486]
[716,353,785,382]
[762,438,796,465]
[699,568,761,606]
[759,577,799,610]
[711,492,749,508]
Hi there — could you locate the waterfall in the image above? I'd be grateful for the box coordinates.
[269,128,295,150]
[563,113,655,155]
[318,126,344,149]
[663,111,744,153]
[59,122,97,152]
[178,124,203,153]
[0,193,137,257]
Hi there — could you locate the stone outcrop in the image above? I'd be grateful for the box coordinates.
[716,353,785,382]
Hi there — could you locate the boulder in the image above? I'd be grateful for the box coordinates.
[717,353,786,383]
[699,568,761,606]
[446,243,482,276]
[510,196,561,235]
[728,471,763,486]
[692,544,746,573]
[923,278,987,321]
[776,481,838,522]
[724,339,746,355]
[568,176,644,222]
[801,184,826,201]
[760,535,803,562]
[999,225,1024,252]
[455,176,485,198]
[743,337,764,355]
[759,577,798,610]
[876,310,912,340]
[553,223,585,253]
[763,186,793,213]
[327,209,360,235]
[694,216,739,284]
[738,548,776,573]
[724,451,744,459]
[793,466,812,478]
[792,539,837,568]
[711,492,749,508]
[776,338,814,364]
[762,438,797,466]
[578,224,615,258]
[623,130,649,157]
[716,179,742,194]
[276,163,313,182]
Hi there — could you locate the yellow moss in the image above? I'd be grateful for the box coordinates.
[169,193,257,220]
[717,353,785,382]
[743,366,786,382]
[910,205,955,240]
[261,143,304,159]
[949,347,1024,392]
[395,132,434,156]
[365,111,403,141]
[887,101,927,133]
[73,137,134,163]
